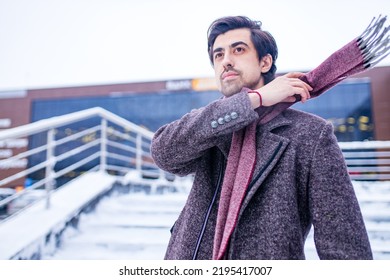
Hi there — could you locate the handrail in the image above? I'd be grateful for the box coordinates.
[339,141,390,181]
[0,107,154,141]
[338,141,390,149]
[0,107,177,217]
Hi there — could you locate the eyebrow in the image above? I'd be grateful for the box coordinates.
[213,41,250,54]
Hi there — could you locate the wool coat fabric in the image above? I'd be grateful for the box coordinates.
[151,90,373,260]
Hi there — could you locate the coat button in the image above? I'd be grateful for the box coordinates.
[211,120,218,128]
[230,112,238,119]
[224,114,231,122]
[217,117,225,125]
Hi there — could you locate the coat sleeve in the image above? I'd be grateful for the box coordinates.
[151,91,259,176]
[308,122,373,259]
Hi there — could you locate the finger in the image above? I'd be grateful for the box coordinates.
[297,84,311,101]
[291,87,310,103]
[302,81,313,91]
[289,78,313,91]
[286,74,313,91]
[285,72,305,79]
[281,96,297,103]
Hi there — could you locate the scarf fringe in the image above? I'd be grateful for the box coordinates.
[358,15,390,68]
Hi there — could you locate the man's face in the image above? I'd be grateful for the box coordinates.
[212,28,264,97]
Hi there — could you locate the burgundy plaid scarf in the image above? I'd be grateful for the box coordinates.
[213,15,390,260]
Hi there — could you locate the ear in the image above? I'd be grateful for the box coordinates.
[260,54,273,73]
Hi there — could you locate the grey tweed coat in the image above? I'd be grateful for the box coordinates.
[151,90,373,260]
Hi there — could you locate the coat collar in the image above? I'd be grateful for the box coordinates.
[216,109,293,159]
[258,109,293,132]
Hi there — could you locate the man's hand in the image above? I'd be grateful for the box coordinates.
[249,72,312,108]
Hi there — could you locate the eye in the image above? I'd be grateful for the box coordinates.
[234,47,245,54]
[214,52,223,60]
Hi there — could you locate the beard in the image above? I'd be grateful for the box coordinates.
[219,67,262,97]
[220,73,263,97]
[220,81,244,97]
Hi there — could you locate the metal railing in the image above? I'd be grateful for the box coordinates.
[0,107,179,214]
[0,107,389,217]
[339,141,390,180]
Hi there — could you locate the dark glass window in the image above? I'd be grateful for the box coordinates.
[292,80,373,141]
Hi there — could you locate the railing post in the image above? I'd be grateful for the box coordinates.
[136,133,142,172]
[100,118,107,172]
[45,128,55,209]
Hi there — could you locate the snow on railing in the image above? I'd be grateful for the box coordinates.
[0,107,179,216]
[339,141,390,181]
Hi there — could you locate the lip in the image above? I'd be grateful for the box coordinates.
[221,71,239,80]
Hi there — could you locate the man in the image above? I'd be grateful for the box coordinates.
[151,16,372,259]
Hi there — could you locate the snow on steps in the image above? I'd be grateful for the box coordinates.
[0,171,116,260]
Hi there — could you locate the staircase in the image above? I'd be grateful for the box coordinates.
[43,190,188,260]
[44,180,390,260]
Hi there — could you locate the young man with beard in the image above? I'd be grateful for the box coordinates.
[151,16,372,260]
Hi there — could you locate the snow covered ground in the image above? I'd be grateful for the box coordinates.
[43,191,187,260]
[43,180,390,260]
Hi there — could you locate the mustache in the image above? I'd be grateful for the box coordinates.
[220,67,241,79]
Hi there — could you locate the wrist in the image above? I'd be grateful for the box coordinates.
[248,90,262,109]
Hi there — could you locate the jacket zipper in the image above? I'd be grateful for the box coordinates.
[192,159,225,260]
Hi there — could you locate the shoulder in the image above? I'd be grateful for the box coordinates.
[269,108,334,141]
[282,108,328,125]
[283,108,331,132]
[267,109,342,162]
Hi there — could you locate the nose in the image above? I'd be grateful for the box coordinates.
[222,53,234,70]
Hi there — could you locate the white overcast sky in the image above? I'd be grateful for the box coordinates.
[0,0,389,91]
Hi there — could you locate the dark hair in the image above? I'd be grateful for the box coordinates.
[207,16,278,84]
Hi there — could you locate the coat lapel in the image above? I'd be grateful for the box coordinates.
[240,113,292,212]
[214,111,292,214]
